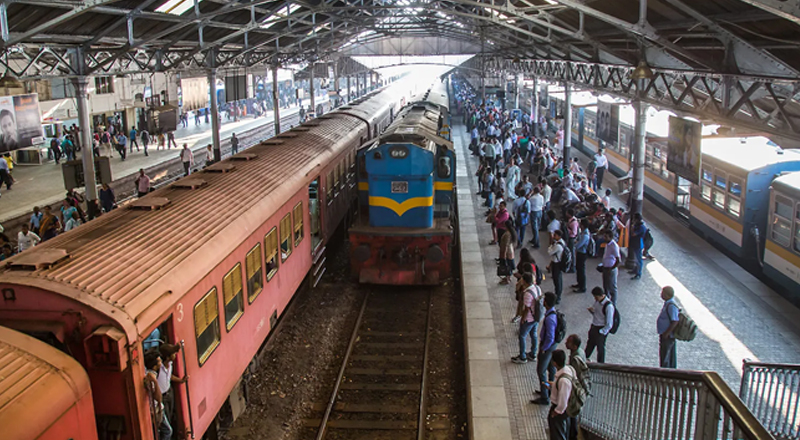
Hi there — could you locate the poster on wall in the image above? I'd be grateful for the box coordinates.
[667,116,702,184]
[596,101,620,145]
[0,93,44,153]
[180,77,210,112]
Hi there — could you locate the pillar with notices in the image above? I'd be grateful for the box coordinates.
[208,69,221,162]
[272,64,280,136]
[73,76,99,218]
[309,62,315,118]
[562,82,572,171]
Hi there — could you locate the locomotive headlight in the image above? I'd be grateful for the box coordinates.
[354,244,371,262]
[427,245,444,263]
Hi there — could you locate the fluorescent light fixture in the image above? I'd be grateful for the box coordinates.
[155,0,200,15]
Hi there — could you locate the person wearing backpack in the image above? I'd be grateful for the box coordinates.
[600,230,621,303]
[532,292,560,405]
[512,273,542,364]
[565,335,590,440]
[547,349,576,440]
[585,287,615,363]
[512,192,531,247]
[547,230,569,304]
[657,286,680,368]
[572,220,593,293]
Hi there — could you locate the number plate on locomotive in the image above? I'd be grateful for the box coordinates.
[391,181,409,193]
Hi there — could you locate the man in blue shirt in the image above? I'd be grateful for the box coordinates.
[572,219,591,293]
[532,292,559,405]
[657,286,680,368]
[628,213,648,280]
[129,127,139,153]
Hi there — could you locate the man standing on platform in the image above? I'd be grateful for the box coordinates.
[181,144,194,176]
[594,148,608,190]
[135,169,150,198]
[585,287,614,363]
[657,286,680,368]
[231,133,239,155]
[532,292,559,406]
[547,349,574,440]
[528,186,544,249]
[601,230,621,303]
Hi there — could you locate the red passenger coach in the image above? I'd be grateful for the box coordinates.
[0,326,98,440]
[0,86,401,440]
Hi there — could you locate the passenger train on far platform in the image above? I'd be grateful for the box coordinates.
[350,79,454,285]
[0,80,411,440]
[548,96,800,305]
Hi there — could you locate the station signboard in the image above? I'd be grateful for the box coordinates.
[596,101,620,145]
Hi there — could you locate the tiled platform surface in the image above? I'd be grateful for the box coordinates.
[456,124,800,440]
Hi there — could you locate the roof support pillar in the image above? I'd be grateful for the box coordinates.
[630,98,647,216]
[333,60,339,108]
[208,68,221,162]
[562,81,572,172]
[346,75,351,103]
[272,64,280,136]
[72,76,99,218]
[309,61,315,118]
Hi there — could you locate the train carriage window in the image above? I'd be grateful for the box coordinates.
[702,169,713,183]
[222,264,244,331]
[280,213,293,260]
[333,165,340,190]
[727,197,741,218]
[246,244,263,303]
[729,180,742,197]
[437,156,452,178]
[712,189,726,209]
[293,202,304,246]
[264,227,279,281]
[194,288,221,365]
[714,174,727,189]
[701,182,712,201]
[772,196,793,247]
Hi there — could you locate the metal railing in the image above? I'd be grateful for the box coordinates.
[580,363,775,440]
[740,361,800,440]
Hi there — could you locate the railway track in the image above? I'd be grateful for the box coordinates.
[306,289,436,440]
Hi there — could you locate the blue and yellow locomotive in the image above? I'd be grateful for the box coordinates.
[350,81,455,284]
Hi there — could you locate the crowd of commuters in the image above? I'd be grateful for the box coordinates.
[455,80,678,440]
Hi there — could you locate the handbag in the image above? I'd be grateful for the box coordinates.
[497,263,511,277]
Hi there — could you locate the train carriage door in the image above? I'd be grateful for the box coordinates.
[675,176,692,219]
[309,178,322,252]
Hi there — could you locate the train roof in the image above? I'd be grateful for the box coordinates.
[772,172,800,197]
[378,101,453,151]
[702,137,800,172]
[0,326,93,440]
[0,91,392,341]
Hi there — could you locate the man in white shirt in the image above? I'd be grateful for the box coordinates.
[157,343,186,432]
[529,187,545,248]
[541,179,553,212]
[548,230,565,303]
[594,148,608,190]
[17,223,40,252]
[180,144,194,177]
[585,287,614,363]
[548,350,575,440]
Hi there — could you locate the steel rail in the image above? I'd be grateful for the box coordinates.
[314,290,370,440]
[417,291,433,440]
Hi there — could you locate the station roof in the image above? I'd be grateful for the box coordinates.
[3,0,800,142]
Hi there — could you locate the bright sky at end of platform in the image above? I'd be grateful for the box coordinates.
[155,0,201,15]
[646,261,758,374]
[351,55,474,74]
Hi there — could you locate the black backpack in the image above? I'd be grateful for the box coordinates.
[603,301,621,334]
[534,264,544,285]
[549,310,567,343]
[559,240,572,271]
[643,229,654,249]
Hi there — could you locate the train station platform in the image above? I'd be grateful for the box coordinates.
[454,124,800,440]
[0,97,328,223]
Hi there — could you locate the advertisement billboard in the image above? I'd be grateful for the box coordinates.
[0,93,44,153]
[596,101,619,145]
[180,77,209,112]
[667,116,702,184]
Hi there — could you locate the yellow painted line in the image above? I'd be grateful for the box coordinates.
[358,182,369,191]
[766,240,800,269]
[645,170,673,192]
[434,181,453,191]
[690,198,743,233]
[369,196,433,216]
